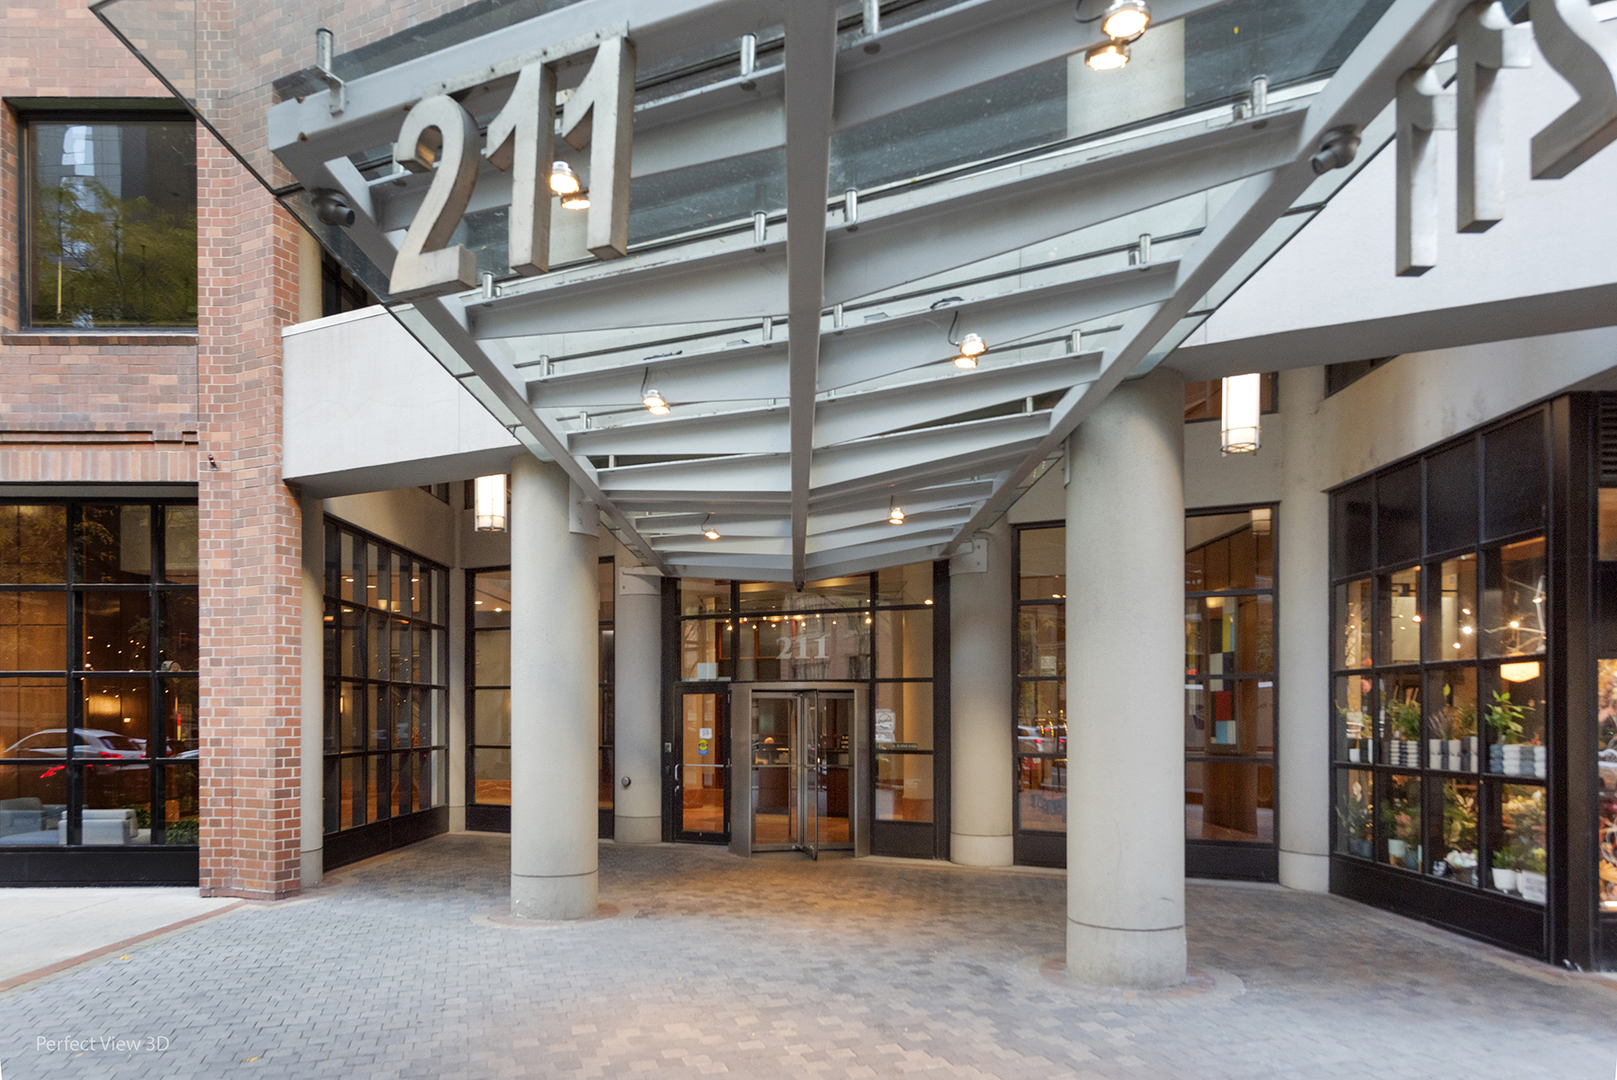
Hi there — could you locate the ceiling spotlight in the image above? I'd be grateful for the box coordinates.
[643,388,670,415]
[703,514,721,540]
[549,160,582,196]
[1085,41,1130,71]
[1100,0,1150,42]
[889,502,905,525]
[953,353,978,370]
[560,189,590,210]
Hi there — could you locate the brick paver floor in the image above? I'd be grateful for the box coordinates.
[3,833,1614,1079]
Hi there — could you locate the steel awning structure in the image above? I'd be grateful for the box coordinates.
[95,0,1472,584]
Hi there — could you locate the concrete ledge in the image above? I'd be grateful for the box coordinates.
[1066,919,1187,990]
[949,833,1013,867]
[613,815,662,845]
[1279,849,1330,893]
[511,871,598,920]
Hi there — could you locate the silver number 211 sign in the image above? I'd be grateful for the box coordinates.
[388,36,635,301]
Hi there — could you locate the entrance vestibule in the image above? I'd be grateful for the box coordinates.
[728,685,869,859]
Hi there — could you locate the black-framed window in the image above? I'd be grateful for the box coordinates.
[0,499,199,848]
[468,569,512,808]
[465,559,615,833]
[598,558,615,824]
[22,110,197,329]
[321,521,449,834]
[1013,524,1066,845]
[677,568,940,826]
[1185,508,1277,849]
[1330,409,1550,905]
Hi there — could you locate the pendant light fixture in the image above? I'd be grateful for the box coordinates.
[1220,373,1262,455]
[640,368,671,415]
[548,160,582,196]
[888,498,905,525]
[1100,0,1150,41]
[474,474,508,532]
[1084,41,1130,70]
[954,332,986,369]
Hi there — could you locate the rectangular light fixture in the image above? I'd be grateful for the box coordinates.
[1220,373,1262,455]
[475,474,508,532]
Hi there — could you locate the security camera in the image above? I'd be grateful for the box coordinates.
[310,189,355,227]
[1310,127,1361,175]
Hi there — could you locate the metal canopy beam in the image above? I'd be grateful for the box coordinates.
[783,0,839,587]
[466,102,1306,337]
[940,0,1475,557]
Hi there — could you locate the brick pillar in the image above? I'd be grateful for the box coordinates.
[196,129,306,899]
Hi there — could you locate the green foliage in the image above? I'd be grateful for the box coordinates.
[1522,846,1547,875]
[1492,848,1514,870]
[1384,695,1422,741]
[32,178,196,328]
[1441,784,1477,853]
[1485,690,1526,743]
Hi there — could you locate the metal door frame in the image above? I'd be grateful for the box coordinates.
[729,682,869,859]
[672,686,731,843]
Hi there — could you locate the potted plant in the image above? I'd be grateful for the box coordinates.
[1517,847,1547,903]
[1336,783,1373,859]
[1490,848,1517,893]
[1444,849,1478,885]
[1385,695,1422,768]
[1486,691,1528,775]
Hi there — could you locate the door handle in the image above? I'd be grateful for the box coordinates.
[673,763,682,785]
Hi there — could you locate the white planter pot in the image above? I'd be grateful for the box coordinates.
[1490,867,1516,893]
[1348,747,1361,763]
[1518,870,1547,903]
[1387,839,1407,860]
[1447,740,1462,769]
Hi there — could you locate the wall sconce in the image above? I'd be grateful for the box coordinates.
[1220,373,1261,455]
[474,474,508,532]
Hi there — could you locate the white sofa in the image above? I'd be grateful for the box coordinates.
[58,808,138,845]
[0,797,66,845]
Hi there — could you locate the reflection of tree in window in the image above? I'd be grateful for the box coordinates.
[30,120,197,328]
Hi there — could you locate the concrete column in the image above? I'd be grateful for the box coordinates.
[299,495,324,889]
[614,568,663,844]
[1065,369,1186,989]
[1277,368,1331,891]
[509,455,599,919]
[950,519,1014,866]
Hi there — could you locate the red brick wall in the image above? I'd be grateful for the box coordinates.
[4,0,309,898]
[195,130,305,899]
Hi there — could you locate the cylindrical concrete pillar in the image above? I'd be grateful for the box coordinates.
[1277,368,1331,891]
[950,518,1014,866]
[614,569,663,844]
[299,496,325,889]
[509,454,599,919]
[1065,369,1186,989]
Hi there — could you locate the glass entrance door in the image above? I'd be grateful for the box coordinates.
[675,691,728,841]
[748,690,855,857]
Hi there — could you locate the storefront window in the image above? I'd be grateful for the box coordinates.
[323,521,448,832]
[1015,525,1066,848]
[1329,409,1549,905]
[1185,509,1276,849]
[0,500,198,851]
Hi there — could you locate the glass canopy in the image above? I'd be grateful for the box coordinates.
[94,0,1423,583]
